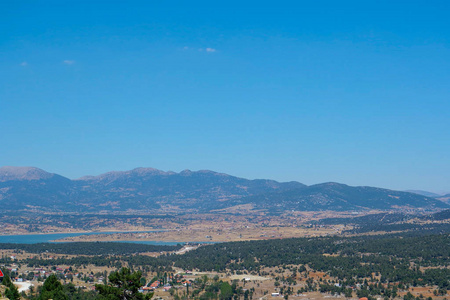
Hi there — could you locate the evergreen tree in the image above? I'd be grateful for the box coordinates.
[2,274,20,300]
[39,274,68,300]
[95,267,153,300]
[219,282,233,300]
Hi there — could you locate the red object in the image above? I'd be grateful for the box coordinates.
[0,269,3,277]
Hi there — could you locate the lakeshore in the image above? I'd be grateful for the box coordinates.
[0,231,170,244]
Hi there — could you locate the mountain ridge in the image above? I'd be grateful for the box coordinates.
[0,166,447,213]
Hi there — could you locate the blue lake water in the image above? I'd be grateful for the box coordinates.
[0,231,181,245]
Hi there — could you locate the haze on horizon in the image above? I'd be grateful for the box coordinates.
[1,1,449,193]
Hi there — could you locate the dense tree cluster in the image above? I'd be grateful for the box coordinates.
[0,242,181,256]
[317,213,409,226]
[347,222,450,234]
[167,233,449,290]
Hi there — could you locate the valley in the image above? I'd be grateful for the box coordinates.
[0,166,448,300]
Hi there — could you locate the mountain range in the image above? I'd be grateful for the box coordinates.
[0,166,447,213]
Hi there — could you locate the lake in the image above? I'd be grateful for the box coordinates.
[0,231,181,245]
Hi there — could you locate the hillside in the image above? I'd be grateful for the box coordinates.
[0,166,447,213]
[71,167,304,211]
[229,182,448,212]
[405,189,443,198]
[437,194,450,205]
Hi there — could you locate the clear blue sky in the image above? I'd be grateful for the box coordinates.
[1,1,449,193]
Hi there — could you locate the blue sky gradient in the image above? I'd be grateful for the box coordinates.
[1,1,449,192]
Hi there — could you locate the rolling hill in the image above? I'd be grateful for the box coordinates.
[405,190,443,198]
[230,182,448,211]
[437,194,450,205]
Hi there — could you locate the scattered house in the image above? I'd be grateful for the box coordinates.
[75,286,87,289]
[182,279,192,286]
[149,280,160,289]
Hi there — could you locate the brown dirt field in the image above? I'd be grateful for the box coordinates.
[53,224,340,243]
[0,210,380,238]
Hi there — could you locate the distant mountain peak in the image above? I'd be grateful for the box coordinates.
[77,167,229,181]
[310,182,349,189]
[130,167,175,175]
[76,167,175,181]
[180,169,193,175]
[318,182,345,186]
[0,166,55,182]
[179,169,225,176]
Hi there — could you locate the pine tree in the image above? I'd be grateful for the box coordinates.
[96,267,153,300]
[39,274,68,300]
[2,275,20,300]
